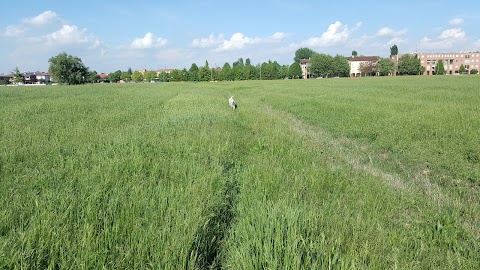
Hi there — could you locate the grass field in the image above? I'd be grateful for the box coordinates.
[1,76,479,269]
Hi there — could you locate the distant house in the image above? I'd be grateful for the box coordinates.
[0,74,13,84]
[97,73,109,81]
[21,72,37,84]
[33,71,51,84]
[156,68,174,76]
[346,56,380,77]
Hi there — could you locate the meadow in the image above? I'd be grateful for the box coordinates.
[0,76,479,269]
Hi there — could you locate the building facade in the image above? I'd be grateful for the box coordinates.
[395,52,480,75]
[346,56,380,77]
[300,59,310,79]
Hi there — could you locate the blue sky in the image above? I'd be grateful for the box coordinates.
[1,0,479,74]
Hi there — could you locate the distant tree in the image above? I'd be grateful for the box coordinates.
[359,61,378,76]
[309,53,334,78]
[398,54,421,75]
[232,58,244,68]
[121,72,131,82]
[170,69,181,82]
[12,67,24,84]
[332,55,350,77]
[198,61,210,81]
[390,44,398,57]
[131,70,144,82]
[108,70,122,83]
[294,47,315,62]
[127,67,132,75]
[289,62,302,79]
[87,70,98,83]
[471,69,478,74]
[244,64,257,80]
[144,70,157,82]
[220,62,233,81]
[48,52,90,85]
[280,65,289,79]
[435,60,445,75]
[352,51,358,56]
[378,58,395,76]
[188,63,199,81]
[459,64,466,74]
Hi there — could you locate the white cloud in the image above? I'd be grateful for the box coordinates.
[375,27,407,37]
[45,25,89,45]
[215,33,260,51]
[24,11,58,25]
[130,32,168,49]
[3,25,25,37]
[449,18,464,25]
[192,32,287,52]
[439,28,465,40]
[192,33,224,48]
[299,21,358,47]
[418,28,466,50]
[271,32,286,41]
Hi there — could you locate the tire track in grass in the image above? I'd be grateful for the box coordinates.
[187,161,240,269]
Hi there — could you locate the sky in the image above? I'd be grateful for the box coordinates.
[1,0,480,74]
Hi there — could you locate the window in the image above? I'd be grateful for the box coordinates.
[427,60,430,64]
[450,59,453,64]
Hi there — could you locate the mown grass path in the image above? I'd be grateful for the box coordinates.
[1,77,479,269]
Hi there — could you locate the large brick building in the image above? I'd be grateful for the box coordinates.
[393,52,480,75]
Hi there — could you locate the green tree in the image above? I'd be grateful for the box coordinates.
[471,69,478,74]
[310,53,334,78]
[352,51,358,56]
[108,70,122,83]
[435,60,445,75]
[398,54,421,75]
[390,44,398,57]
[188,63,199,81]
[332,55,350,77]
[294,47,315,62]
[289,62,302,79]
[48,52,90,85]
[144,70,157,82]
[198,66,210,81]
[12,67,24,84]
[87,70,97,83]
[131,70,144,82]
[280,65,289,79]
[121,72,131,82]
[378,58,395,76]
[459,64,466,74]
[220,62,233,81]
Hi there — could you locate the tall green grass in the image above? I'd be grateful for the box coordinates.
[1,77,479,269]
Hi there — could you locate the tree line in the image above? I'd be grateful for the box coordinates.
[37,45,477,85]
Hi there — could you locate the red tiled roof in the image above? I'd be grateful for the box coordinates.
[346,56,379,61]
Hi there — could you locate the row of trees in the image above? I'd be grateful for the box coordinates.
[103,58,303,83]
[45,45,477,85]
